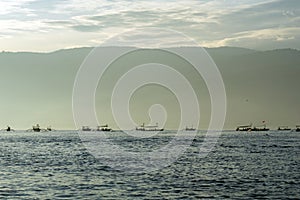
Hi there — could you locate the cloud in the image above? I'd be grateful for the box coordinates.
[217,0,299,32]
[195,0,300,49]
[71,24,103,32]
[202,27,300,50]
[0,19,48,35]
[0,0,36,15]
[0,0,299,51]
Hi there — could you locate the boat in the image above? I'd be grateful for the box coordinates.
[136,123,164,131]
[236,124,252,131]
[47,126,52,131]
[96,124,112,132]
[296,125,300,132]
[32,124,41,132]
[252,121,270,131]
[252,124,269,131]
[278,126,291,131]
[185,125,196,131]
[82,126,91,131]
[237,121,269,132]
[2,126,14,132]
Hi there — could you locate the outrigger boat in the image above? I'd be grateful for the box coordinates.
[252,124,270,131]
[278,126,291,131]
[46,126,52,131]
[1,126,14,132]
[96,124,112,132]
[82,126,92,131]
[236,124,252,131]
[26,124,53,132]
[136,123,164,131]
[236,122,269,132]
[185,125,196,131]
[32,124,41,132]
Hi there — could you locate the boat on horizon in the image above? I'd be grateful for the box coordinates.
[252,124,270,131]
[296,125,300,132]
[136,123,164,131]
[236,122,269,132]
[82,126,92,131]
[236,124,252,131]
[25,124,53,132]
[96,124,112,132]
[2,126,14,132]
[32,124,41,132]
[184,125,196,131]
[278,126,291,131]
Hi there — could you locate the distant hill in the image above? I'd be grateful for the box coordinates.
[206,46,258,58]
[0,47,299,129]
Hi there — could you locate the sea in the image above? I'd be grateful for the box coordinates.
[0,130,299,199]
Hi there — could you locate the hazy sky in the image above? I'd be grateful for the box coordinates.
[0,0,299,52]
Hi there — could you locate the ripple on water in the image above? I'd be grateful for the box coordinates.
[0,131,299,199]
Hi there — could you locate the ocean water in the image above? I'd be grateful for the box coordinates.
[0,130,299,199]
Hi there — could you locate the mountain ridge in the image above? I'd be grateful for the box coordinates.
[1,46,299,55]
[0,46,299,129]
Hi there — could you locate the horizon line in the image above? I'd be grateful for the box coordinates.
[1,45,300,54]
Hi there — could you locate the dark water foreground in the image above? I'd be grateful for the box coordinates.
[0,130,299,199]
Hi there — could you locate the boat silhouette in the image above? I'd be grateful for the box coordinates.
[26,124,53,132]
[236,124,252,131]
[46,126,52,131]
[82,126,92,131]
[1,126,14,132]
[136,123,164,131]
[32,124,41,132]
[236,122,269,132]
[252,124,270,131]
[96,124,112,132]
[184,125,196,131]
[278,126,291,131]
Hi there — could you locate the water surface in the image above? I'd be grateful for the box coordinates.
[0,130,299,199]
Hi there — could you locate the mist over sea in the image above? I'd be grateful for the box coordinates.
[0,130,299,199]
[1,47,300,130]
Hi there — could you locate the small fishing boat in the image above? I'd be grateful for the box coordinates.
[2,126,14,132]
[278,126,291,131]
[185,125,196,131]
[47,126,52,131]
[96,124,112,132]
[252,124,269,131]
[237,121,269,132]
[82,126,91,131]
[136,123,164,131]
[296,125,300,132]
[236,124,252,131]
[32,124,41,132]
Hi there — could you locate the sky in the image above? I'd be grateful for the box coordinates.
[0,0,299,52]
